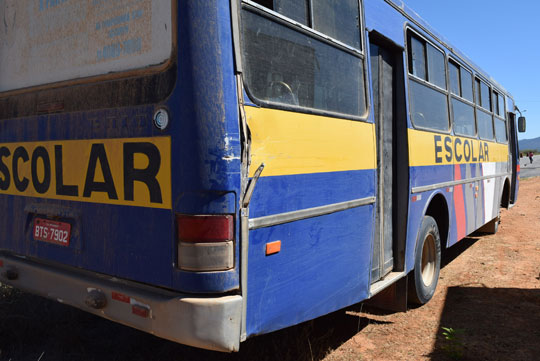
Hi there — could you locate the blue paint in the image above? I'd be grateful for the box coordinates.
[97,37,142,61]
[39,0,69,12]
[410,164,453,188]
[1,0,520,342]
[0,0,242,294]
[246,206,373,336]
[249,170,376,218]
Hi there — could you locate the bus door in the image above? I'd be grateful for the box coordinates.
[369,36,408,283]
[508,112,519,203]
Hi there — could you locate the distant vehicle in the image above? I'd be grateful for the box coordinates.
[0,0,525,352]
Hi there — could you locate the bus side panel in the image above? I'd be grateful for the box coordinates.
[249,171,375,218]
[243,105,376,335]
[169,0,243,292]
[246,198,374,336]
[364,0,408,46]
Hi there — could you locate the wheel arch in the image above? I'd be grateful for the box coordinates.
[423,192,450,250]
[501,176,511,209]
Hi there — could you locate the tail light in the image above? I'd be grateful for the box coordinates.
[176,214,234,271]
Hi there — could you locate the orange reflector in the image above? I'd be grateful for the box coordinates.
[132,305,149,318]
[112,292,130,303]
[266,241,282,255]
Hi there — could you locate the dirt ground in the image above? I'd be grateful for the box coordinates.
[1,178,539,361]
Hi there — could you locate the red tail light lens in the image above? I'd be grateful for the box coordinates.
[177,215,234,243]
[176,214,235,272]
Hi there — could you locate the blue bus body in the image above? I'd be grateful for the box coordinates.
[0,0,521,351]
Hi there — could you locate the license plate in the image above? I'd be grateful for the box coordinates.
[33,218,71,246]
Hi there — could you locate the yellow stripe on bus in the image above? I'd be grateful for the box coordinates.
[0,137,171,209]
[245,107,376,177]
[408,129,509,166]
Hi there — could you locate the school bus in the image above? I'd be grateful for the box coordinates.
[0,0,525,351]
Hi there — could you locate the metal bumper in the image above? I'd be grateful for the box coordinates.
[0,253,242,352]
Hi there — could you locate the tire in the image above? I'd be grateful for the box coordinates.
[409,215,441,305]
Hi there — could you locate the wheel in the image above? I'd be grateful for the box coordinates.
[409,215,441,305]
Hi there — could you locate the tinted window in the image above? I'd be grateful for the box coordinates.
[410,36,426,80]
[427,44,446,89]
[477,109,494,140]
[493,92,500,116]
[452,98,476,137]
[460,69,473,102]
[475,79,481,105]
[494,117,507,142]
[252,0,309,24]
[312,0,361,49]
[274,0,309,24]
[409,80,449,131]
[242,10,366,116]
[498,94,505,116]
[480,81,491,110]
[448,61,460,96]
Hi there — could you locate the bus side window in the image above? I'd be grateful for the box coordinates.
[312,0,361,49]
[449,59,476,137]
[475,78,495,140]
[493,90,508,143]
[252,0,309,25]
[241,1,367,117]
[407,31,449,131]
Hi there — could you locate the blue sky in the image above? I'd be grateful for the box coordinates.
[402,0,540,140]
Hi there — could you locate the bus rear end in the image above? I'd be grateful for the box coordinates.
[0,0,243,351]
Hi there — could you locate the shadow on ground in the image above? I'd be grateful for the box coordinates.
[441,237,479,269]
[429,286,540,361]
[0,286,377,361]
[0,237,499,361]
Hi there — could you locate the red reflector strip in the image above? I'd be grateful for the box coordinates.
[177,215,233,242]
[411,195,422,202]
[0,260,3,267]
[111,292,130,303]
[517,165,520,172]
[132,305,149,318]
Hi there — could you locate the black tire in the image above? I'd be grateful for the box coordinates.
[409,215,441,305]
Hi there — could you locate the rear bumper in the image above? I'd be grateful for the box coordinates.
[0,252,242,352]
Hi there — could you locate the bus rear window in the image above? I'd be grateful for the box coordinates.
[0,0,173,93]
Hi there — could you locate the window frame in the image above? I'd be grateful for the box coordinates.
[240,0,370,121]
[474,76,496,141]
[492,87,508,144]
[406,27,451,133]
[447,57,477,138]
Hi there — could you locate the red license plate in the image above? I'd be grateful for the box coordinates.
[33,218,71,246]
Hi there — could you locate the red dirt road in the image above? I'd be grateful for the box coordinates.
[0,179,539,361]
[325,177,540,361]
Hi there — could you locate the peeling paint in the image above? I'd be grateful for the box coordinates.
[223,155,240,162]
